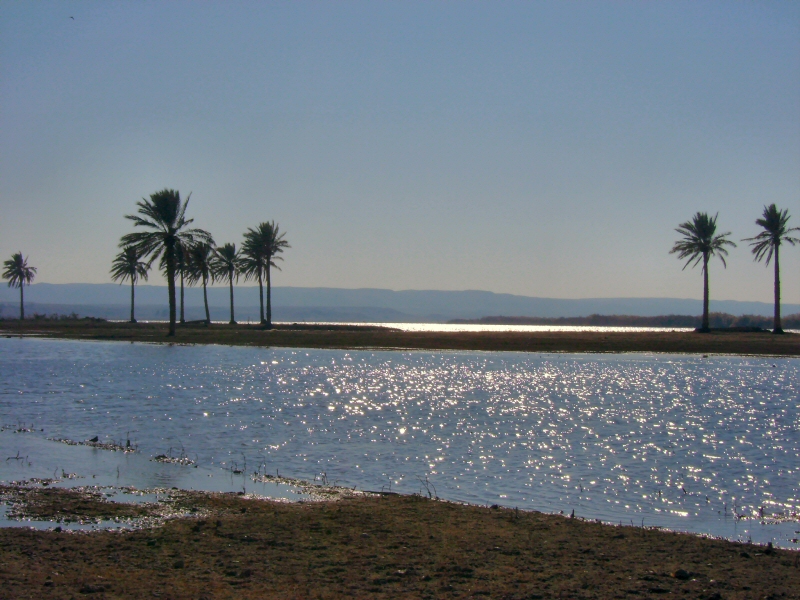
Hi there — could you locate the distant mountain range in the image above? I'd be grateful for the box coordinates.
[0,283,797,323]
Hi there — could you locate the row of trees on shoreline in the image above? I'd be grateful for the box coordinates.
[670,204,798,334]
[2,198,798,334]
[111,189,289,335]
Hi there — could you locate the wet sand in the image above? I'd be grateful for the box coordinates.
[2,319,799,355]
[1,488,798,599]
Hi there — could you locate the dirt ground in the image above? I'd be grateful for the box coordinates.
[1,490,798,599]
[2,320,799,356]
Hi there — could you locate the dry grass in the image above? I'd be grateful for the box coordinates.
[2,320,799,356]
[0,491,798,599]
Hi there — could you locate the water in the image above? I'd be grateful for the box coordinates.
[133,320,697,332]
[1,337,798,547]
[130,320,800,333]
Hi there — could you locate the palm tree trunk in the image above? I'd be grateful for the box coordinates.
[166,247,177,336]
[19,282,24,320]
[258,269,265,325]
[228,272,236,324]
[203,276,211,325]
[179,270,185,324]
[130,278,136,323]
[773,244,782,334]
[701,253,710,332]
[266,263,272,329]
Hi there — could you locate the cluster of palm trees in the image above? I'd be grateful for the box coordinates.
[112,188,289,335]
[3,195,797,336]
[671,204,798,333]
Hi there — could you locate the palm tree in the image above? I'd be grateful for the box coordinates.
[159,241,190,323]
[743,204,799,334]
[241,221,290,328]
[670,212,736,332]
[2,252,37,320]
[211,243,241,324]
[121,189,212,336]
[110,246,150,323]
[176,242,188,324]
[186,241,216,325]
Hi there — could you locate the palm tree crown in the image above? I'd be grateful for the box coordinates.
[743,204,799,264]
[186,241,216,287]
[670,212,735,270]
[670,212,736,332]
[743,204,799,334]
[212,243,241,282]
[3,252,37,289]
[2,252,37,320]
[120,189,212,335]
[241,221,290,327]
[110,246,150,286]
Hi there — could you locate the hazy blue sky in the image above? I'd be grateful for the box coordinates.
[2,1,798,302]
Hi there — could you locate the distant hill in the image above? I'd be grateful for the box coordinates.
[0,283,797,322]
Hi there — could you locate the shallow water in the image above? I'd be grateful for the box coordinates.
[1,337,798,546]
[135,320,698,332]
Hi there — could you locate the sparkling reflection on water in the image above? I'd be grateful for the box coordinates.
[1,338,798,546]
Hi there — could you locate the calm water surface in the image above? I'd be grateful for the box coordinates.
[1,337,798,546]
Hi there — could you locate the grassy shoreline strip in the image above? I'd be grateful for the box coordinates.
[2,320,800,356]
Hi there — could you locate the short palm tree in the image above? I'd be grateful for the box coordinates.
[110,246,150,323]
[159,241,190,323]
[186,241,216,325]
[176,242,188,324]
[121,189,212,336]
[241,221,290,328]
[670,212,736,332]
[743,204,799,334]
[2,252,37,320]
[211,243,241,324]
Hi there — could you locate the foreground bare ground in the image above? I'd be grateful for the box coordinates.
[2,320,799,356]
[1,491,798,599]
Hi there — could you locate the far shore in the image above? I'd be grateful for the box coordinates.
[2,319,799,356]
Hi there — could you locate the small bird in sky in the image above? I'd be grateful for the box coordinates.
[70,16,74,20]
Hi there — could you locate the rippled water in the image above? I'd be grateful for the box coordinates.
[1,337,798,546]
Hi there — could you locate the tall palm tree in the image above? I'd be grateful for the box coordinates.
[110,246,150,323]
[211,243,241,325]
[743,204,799,334]
[121,189,212,336]
[2,252,37,320]
[186,241,216,325]
[670,212,736,332]
[241,221,290,328]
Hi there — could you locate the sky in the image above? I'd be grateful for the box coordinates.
[1,1,799,303]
